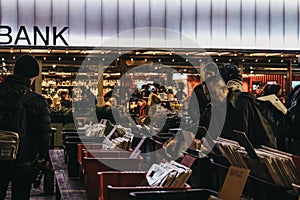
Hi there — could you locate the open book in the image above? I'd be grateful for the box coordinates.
[257,94,287,115]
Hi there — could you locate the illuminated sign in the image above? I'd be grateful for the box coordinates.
[0,26,69,46]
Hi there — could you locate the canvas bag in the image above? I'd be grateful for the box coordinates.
[0,90,36,160]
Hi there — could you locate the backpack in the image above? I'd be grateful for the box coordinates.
[0,90,36,160]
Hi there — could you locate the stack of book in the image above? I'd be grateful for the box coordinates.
[215,137,248,169]
[255,146,300,187]
[214,136,300,187]
[146,160,192,187]
[102,132,134,151]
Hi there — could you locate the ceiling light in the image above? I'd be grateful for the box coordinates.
[216,58,219,62]
[268,59,271,62]
[281,59,284,62]
[158,59,161,62]
[172,59,175,62]
[255,59,258,62]
[66,49,68,54]
[242,59,245,62]
[73,57,76,61]
[48,49,51,53]
[58,57,61,61]
[10,48,13,53]
[229,59,232,62]
[43,57,46,61]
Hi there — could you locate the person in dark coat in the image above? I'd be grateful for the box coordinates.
[188,63,219,125]
[200,75,276,148]
[285,85,300,155]
[0,55,51,200]
[257,83,286,151]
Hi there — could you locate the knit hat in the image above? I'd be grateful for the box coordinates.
[14,55,39,78]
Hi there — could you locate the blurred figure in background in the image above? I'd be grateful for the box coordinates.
[175,82,187,103]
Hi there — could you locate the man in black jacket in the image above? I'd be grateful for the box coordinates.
[188,63,219,125]
[0,55,51,200]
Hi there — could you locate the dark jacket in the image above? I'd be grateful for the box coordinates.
[257,99,286,150]
[286,85,300,140]
[188,83,209,124]
[200,90,276,148]
[0,75,51,162]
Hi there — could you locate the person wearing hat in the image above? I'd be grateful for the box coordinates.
[0,55,51,200]
[199,74,276,148]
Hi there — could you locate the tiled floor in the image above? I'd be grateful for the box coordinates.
[4,178,56,200]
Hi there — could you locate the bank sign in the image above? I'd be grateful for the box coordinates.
[0,26,69,46]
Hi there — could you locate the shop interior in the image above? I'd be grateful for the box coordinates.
[1,46,300,199]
